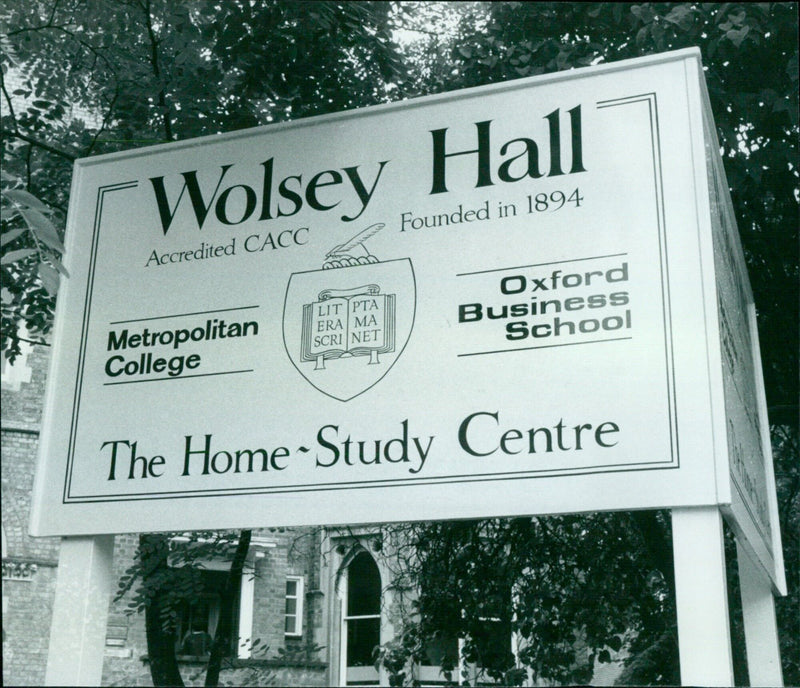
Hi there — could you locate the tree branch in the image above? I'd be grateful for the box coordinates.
[85,89,119,155]
[46,0,62,26]
[2,129,78,161]
[142,0,173,142]
[0,72,18,129]
[140,533,186,688]
[25,142,33,189]
[204,530,252,687]
[6,22,115,73]
[6,335,51,347]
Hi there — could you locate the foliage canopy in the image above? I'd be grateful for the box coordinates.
[1,2,797,685]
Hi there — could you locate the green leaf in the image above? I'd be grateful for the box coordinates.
[1,248,36,264]
[38,263,60,295]
[726,26,750,48]
[1,228,26,247]
[50,256,70,278]
[786,53,798,84]
[19,208,65,253]
[4,189,54,214]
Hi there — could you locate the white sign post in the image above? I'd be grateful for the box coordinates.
[44,536,114,686]
[33,48,785,686]
[672,507,735,686]
[737,540,784,686]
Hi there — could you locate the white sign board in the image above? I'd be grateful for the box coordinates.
[30,49,783,590]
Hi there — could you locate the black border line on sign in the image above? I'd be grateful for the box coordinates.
[103,369,255,386]
[455,252,629,277]
[110,304,260,325]
[597,92,679,471]
[69,462,677,503]
[64,181,139,503]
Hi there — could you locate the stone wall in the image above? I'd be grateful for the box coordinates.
[100,527,330,686]
[3,346,334,687]
[2,345,61,687]
[2,564,58,686]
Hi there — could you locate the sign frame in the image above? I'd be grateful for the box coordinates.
[34,48,788,688]
[30,48,784,596]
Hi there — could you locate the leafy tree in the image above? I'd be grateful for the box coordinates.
[115,531,256,688]
[2,0,404,361]
[1,184,68,358]
[377,3,799,685]
[2,2,405,685]
[2,1,797,685]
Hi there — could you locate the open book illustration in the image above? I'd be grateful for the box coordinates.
[301,285,396,369]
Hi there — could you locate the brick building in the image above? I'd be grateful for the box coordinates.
[1,346,459,687]
[3,345,625,686]
[2,344,61,687]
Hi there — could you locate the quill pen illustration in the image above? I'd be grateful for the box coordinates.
[326,223,385,258]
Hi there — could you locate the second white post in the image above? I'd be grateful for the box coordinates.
[672,506,734,687]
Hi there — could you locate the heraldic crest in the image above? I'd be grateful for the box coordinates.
[283,223,416,401]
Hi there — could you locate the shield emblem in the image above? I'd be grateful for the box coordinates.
[283,258,416,401]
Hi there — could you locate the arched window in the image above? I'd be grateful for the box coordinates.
[341,550,382,685]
